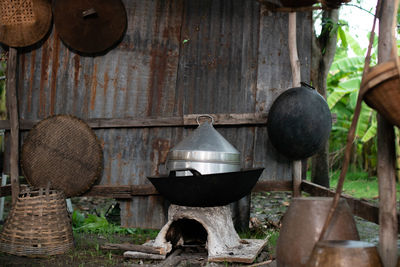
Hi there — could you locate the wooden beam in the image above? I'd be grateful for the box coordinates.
[183,113,268,126]
[101,243,166,255]
[0,113,268,130]
[301,180,380,225]
[88,117,183,128]
[84,181,292,198]
[83,185,133,198]
[5,48,19,205]
[83,184,159,198]
[252,180,292,192]
[377,0,399,265]
[0,180,294,199]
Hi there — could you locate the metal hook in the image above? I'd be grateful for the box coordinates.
[196,114,215,125]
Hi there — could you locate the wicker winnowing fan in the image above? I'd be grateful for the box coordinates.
[21,114,103,198]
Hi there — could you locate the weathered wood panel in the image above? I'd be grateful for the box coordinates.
[12,0,312,229]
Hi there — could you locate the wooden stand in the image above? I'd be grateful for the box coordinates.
[5,47,19,205]
[377,0,399,266]
[288,12,302,197]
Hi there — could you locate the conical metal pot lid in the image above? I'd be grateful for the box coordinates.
[168,116,240,163]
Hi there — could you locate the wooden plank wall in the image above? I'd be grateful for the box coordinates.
[10,0,312,229]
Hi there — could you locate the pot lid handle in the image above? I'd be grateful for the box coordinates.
[196,114,214,125]
[169,168,202,177]
[300,82,315,90]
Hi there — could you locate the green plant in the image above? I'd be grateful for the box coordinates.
[327,26,378,173]
[308,169,400,199]
[266,229,279,254]
[71,210,159,244]
[239,228,268,240]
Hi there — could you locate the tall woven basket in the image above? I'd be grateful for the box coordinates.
[0,187,74,257]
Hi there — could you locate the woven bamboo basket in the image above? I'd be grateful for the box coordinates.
[321,0,351,9]
[0,187,74,257]
[361,57,400,127]
[280,0,318,8]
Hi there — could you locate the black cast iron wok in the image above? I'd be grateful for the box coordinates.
[147,168,264,207]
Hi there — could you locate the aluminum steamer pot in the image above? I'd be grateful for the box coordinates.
[166,115,240,176]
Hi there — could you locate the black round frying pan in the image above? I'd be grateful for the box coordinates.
[147,168,264,207]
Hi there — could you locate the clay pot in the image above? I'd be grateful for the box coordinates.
[308,240,383,267]
[276,197,360,267]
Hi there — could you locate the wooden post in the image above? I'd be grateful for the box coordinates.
[5,47,19,205]
[377,0,398,266]
[288,12,302,197]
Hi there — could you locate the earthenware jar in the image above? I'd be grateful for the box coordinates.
[276,197,360,267]
[307,240,383,267]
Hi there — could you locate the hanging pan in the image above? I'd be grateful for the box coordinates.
[267,82,332,160]
[0,0,52,47]
[53,0,127,54]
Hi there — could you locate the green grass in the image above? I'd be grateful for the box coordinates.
[319,170,400,200]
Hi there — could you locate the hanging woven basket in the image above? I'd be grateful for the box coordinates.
[361,57,400,127]
[321,0,351,9]
[280,0,318,8]
[0,0,52,47]
[0,187,74,257]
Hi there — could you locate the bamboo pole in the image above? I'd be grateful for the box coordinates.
[377,0,398,265]
[288,12,302,197]
[5,47,19,205]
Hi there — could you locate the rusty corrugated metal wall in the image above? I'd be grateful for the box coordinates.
[15,0,312,229]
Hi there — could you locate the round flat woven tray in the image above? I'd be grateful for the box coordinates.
[21,115,103,197]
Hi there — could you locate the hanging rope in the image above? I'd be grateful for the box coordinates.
[318,0,382,241]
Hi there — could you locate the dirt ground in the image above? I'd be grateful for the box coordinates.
[0,192,388,266]
[0,232,274,267]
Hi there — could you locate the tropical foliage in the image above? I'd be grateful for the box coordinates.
[327,24,378,175]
